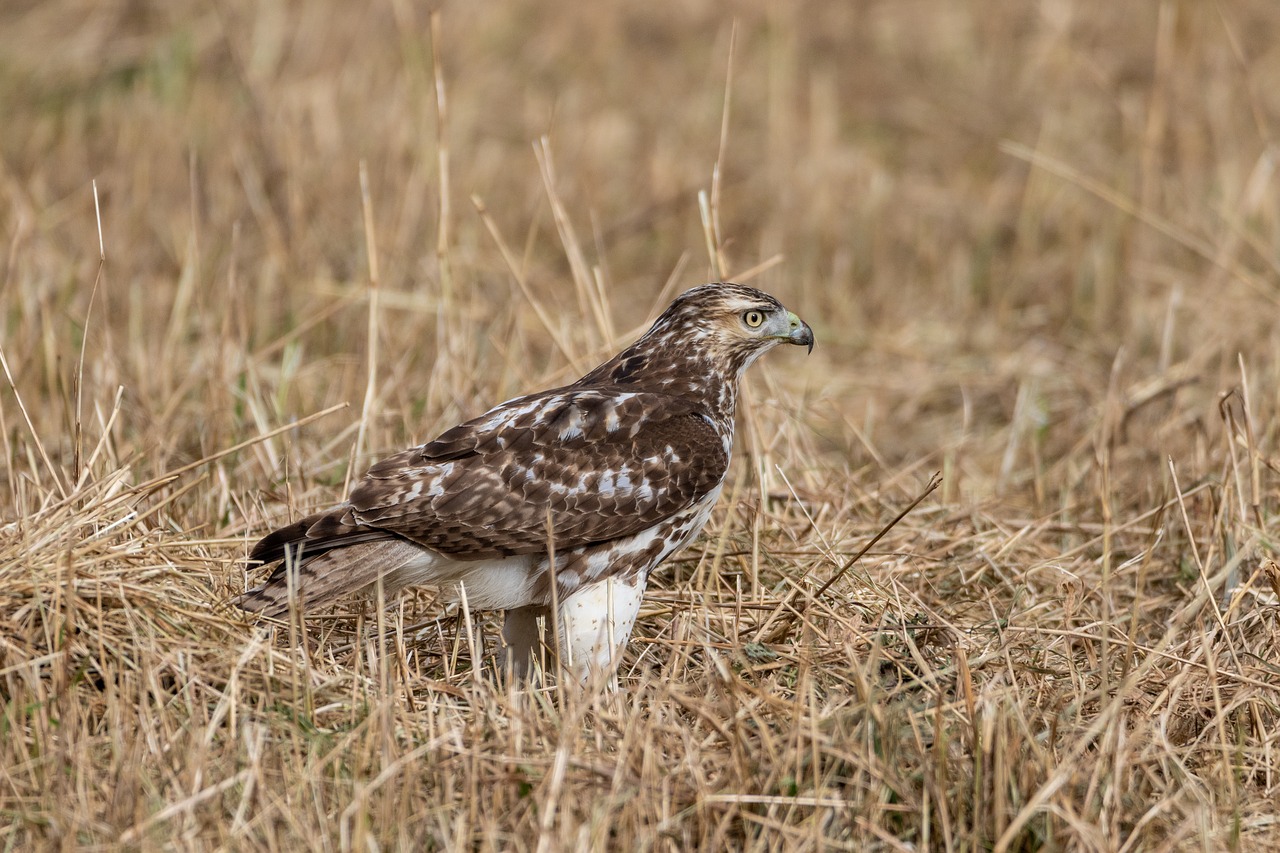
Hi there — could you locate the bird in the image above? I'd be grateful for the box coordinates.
[237,282,813,682]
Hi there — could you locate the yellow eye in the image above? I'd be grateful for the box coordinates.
[743,310,765,328]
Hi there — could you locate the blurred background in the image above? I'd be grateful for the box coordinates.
[4,1,1280,847]
[3,0,1280,509]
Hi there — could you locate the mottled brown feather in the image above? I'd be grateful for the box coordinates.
[347,392,725,559]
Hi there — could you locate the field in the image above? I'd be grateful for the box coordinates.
[3,1,1280,849]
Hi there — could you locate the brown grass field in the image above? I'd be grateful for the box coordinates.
[3,1,1280,849]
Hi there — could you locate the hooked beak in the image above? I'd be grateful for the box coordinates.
[783,311,814,354]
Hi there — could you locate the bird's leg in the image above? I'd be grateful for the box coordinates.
[500,604,550,682]
[558,574,647,687]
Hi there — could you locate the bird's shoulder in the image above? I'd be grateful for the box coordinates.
[366,385,721,473]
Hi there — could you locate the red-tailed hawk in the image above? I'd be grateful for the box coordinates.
[238,282,813,681]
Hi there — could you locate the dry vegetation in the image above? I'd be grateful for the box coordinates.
[3,1,1280,849]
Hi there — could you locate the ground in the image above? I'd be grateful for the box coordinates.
[2,1,1279,849]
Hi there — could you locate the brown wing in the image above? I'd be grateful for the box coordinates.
[246,510,387,565]
[341,388,728,559]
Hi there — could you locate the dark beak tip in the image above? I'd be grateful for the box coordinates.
[793,323,814,354]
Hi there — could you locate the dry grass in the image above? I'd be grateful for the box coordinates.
[3,1,1280,849]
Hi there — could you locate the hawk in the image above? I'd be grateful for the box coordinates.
[238,282,813,681]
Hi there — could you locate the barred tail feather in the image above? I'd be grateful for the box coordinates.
[236,539,440,617]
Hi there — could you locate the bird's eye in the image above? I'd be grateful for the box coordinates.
[743,310,765,328]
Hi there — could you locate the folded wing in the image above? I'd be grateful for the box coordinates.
[249,388,729,567]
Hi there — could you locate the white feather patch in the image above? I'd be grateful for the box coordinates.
[559,575,647,679]
[382,548,537,611]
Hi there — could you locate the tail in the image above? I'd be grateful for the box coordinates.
[238,506,419,617]
[236,537,437,617]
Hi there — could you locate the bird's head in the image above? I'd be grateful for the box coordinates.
[642,282,814,375]
[583,283,813,393]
